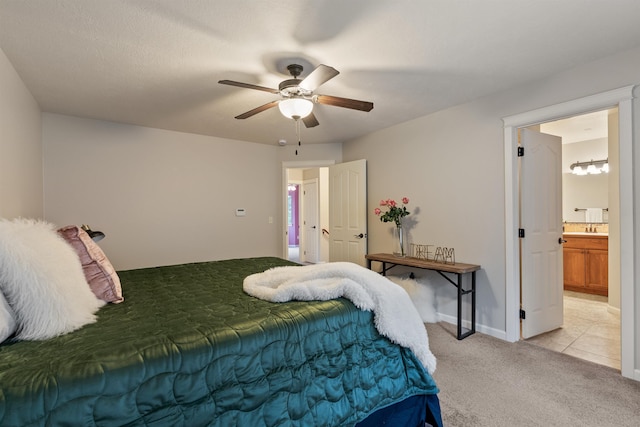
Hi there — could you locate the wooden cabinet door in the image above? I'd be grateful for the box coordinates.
[563,247,585,289]
[586,249,608,295]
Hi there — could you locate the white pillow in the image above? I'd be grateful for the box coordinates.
[388,275,438,323]
[0,218,105,340]
[0,290,17,342]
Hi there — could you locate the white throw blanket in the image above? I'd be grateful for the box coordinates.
[243,262,436,374]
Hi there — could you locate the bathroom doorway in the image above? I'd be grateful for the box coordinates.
[504,86,635,379]
[526,109,621,370]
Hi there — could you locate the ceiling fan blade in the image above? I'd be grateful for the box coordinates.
[315,95,374,112]
[302,112,320,128]
[219,80,279,94]
[299,64,339,91]
[235,101,279,119]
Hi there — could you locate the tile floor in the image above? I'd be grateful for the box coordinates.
[525,291,621,370]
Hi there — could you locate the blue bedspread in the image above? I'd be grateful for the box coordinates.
[0,257,440,426]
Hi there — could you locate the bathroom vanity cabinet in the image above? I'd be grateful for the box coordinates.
[563,234,608,296]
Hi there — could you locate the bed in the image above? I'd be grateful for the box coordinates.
[0,256,441,426]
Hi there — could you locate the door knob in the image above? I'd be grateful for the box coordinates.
[558,237,567,244]
[354,233,364,238]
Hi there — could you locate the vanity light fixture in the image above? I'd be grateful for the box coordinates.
[572,165,587,175]
[586,164,600,174]
[570,158,608,175]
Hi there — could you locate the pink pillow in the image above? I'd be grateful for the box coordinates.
[57,225,124,304]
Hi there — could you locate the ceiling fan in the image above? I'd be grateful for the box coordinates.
[218,64,374,128]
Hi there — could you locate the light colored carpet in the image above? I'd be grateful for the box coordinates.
[426,322,640,426]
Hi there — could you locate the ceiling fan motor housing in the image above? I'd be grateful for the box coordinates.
[279,64,313,98]
[279,79,312,97]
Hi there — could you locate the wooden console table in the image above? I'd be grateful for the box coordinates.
[365,253,480,340]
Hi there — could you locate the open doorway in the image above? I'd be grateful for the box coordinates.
[284,166,330,264]
[287,183,301,262]
[524,109,621,370]
[503,85,635,380]
[283,159,368,266]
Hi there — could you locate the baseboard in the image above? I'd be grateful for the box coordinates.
[436,313,507,341]
[607,305,620,315]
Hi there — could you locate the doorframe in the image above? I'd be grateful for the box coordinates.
[503,85,636,379]
[282,160,335,260]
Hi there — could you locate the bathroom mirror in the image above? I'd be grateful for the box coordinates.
[562,172,608,223]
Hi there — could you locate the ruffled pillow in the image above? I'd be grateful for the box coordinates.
[57,225,123,303]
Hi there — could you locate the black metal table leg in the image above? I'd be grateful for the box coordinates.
[457,273,463,340]
[471,271,476,335]
[456,271,477,340]
[365,254,480,340]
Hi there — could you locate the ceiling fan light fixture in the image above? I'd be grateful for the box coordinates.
[278,98,313,119]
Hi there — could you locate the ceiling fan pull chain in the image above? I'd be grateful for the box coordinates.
[295,118,301,155]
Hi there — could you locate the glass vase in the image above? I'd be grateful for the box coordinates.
[393,225,406,257]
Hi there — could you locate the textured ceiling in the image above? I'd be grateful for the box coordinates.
[1,0,640,145]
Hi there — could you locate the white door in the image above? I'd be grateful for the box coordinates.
[329,159,367,266]
[520,128,564,338]
[302,179,319,263]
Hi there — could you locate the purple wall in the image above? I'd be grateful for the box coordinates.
[288,185,299,246]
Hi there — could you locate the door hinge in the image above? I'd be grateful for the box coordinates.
[520,309,526,319]
[517,146,524,157]
[518,228,525,238]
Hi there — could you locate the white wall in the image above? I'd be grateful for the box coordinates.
[345,98,508,333]
[42,113,342,270]
[0,48,42,219]
[343,45,640,355]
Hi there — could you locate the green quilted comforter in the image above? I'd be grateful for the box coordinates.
[0,257,438,426]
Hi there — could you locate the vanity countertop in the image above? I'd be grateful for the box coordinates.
[563,232,608,237]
